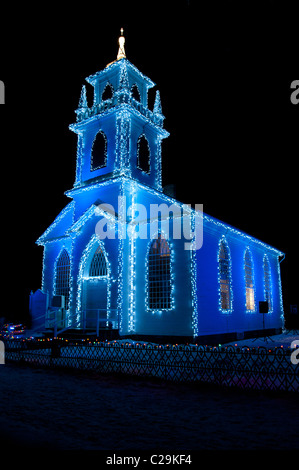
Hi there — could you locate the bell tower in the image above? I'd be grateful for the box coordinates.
[69,29,169,192]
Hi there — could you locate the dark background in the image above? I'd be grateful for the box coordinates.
[0,1,298,325]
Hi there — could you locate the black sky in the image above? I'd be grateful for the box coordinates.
[0,1,298,321]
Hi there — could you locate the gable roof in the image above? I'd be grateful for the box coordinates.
[36,177,284,257]
[36,201,75,245]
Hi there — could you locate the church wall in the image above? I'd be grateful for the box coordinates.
[125,224,193,338]
[195,221,284,338]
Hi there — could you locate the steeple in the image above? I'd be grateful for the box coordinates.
[153,90,163,116]
[75,85,88,117]
[69,30,169,192]
[117,28,126,60]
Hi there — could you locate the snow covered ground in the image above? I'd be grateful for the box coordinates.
[222,331,299,349]
[1,361,299,452]
[5,332,299,392]
[1,332,299,452]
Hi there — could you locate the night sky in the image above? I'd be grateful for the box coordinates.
[0,1,298,323]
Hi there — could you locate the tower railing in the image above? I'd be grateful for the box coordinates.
[76,94,163,127]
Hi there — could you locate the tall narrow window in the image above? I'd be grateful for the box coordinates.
[131,83,141,102]
[102,83,113,101]
[244,248,255,311]
[263,255,272,312]
[91,130,107,171]
[137,134,150,174]
[54,249,70,309]
[218,238,232,312]
[148,234,172,310]
[89,246,107,277]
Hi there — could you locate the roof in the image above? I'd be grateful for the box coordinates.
[37,177,284,257]
[85,58,155,89]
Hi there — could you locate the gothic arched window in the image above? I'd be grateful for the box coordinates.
[54,249,70,309]
[131,83,141,102]
[263,255,272,312]
[244,248,255,312]
[137,134,150,174]
[148,234,172,310]
[89,246,108,277]
[102,83,114,101]
[218,238,233,312]
[91,130,107,171]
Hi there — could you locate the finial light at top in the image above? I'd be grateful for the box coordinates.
[117,27,126,60]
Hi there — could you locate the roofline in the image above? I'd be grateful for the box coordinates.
[203,213,284,256]
[39,176,284,256]
[36,201,75,246]
[85,58,155,89]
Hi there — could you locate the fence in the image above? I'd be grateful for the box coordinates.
[3,339,299,393]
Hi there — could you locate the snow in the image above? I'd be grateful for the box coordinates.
[1,332,299,451]
[1,362,299,451]
[222,331,299,349]
[4,332,299,393]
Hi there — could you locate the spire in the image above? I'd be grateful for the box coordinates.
[78,85,88,109]
[153,90,163,115]
[75,85,88,120]
[117,28,126,60]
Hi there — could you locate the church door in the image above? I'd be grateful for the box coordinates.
[82,278,108,329]
[81,245,109,329]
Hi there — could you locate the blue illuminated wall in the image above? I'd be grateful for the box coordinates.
[195,217,284,338]
[35,51,284,342]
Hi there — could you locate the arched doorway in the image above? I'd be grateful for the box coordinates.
[79,240,111,331]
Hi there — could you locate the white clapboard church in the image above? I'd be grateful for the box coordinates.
[30,30,285,343]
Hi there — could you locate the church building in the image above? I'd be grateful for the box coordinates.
[33,30,285,343]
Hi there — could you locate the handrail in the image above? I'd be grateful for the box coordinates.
[31,308,119,338]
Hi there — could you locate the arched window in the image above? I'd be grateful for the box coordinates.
[218,238,232,312]
[54,249,70,309]
[91,130,107,171]
[263,255,272,312]
[148,234,172,310]
[131,83,141,102]
[137,134,150,174]
[102,83,114,101]
[244,248,255,311]
[89,246,107,277]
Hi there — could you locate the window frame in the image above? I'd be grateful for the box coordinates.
[146,233,174,313]
[101,82,114,102]
[131,83,141,102]
[244,247,256,313]
[89,245,108,278]
[91,130,107,171]
[263,254,273,313]
[218,237,233,313]
[137,133,151,175]
[54,248,71,310]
